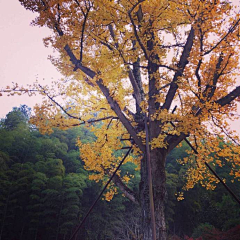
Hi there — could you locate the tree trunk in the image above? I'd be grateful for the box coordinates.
[20,221,25,240]
[0,188,10,240]
[56,194,64,240]
[140,149,167,240]
[34,223,39,240]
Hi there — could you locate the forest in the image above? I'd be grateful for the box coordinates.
[0,105,239,240]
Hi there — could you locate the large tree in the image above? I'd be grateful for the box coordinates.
[7,0,240,239]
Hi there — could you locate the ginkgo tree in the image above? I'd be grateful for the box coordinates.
[4,0,240,239]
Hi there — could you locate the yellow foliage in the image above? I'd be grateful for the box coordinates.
[2,0,240,201]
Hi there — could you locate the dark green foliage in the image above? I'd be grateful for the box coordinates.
[3,105,30,130]
[0,107,89,240]
[165,143,240,238]
[0,107,240,240]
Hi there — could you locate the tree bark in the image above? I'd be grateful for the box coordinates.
[140,149,167,240]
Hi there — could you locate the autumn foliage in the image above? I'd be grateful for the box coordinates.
[2,0,240,239]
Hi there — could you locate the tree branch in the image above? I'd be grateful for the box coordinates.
[166,132,188,153]
[204,17,240,55]
[128,2,149,61]
[195,58,202,93]
[210,114,240,146]
[38,84,82,120]
[161,27,195,111]
[195,28,204,94]
[128,68,142,106]
[97,79,145,152]
[46,0,143,149]
[112,174,139,204]
[46,5,144,151]
[108,24,119,49]
[202,53,223,100]
[215,86,240,107]
[64,44,145,151]
[157,64,177,72]
[74,0,80,6]
[167,84,240,152]
[79,5,91,62]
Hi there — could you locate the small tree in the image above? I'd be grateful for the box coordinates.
[4,1,240,239]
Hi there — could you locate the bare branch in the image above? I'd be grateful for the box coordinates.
[215,86,240,107]
[195,26,205,93]
[157,64,177,72]
[204,17,240,55]
[159,83,171,91]
[79,5,91,62]
[49,116,118,129]
[38,85,119,126]
[99,40,113,50]
[38,85,82,120]
[210,114,240,146]
[108,24,119,49]
[74,0,80,6]
[162,27,195,111]
[157,43,185,49]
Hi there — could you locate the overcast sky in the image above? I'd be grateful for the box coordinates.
[0,1,62,118]
[0,1,239,134]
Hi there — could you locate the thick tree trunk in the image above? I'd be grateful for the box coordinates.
[140,149,167,240]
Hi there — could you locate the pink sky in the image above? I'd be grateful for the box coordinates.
[0,1,239,135]
[0,1,62,118]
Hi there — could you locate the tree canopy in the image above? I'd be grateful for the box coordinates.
[13,0,240,185]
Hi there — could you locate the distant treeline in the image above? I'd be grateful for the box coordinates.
[0,106,239,240]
